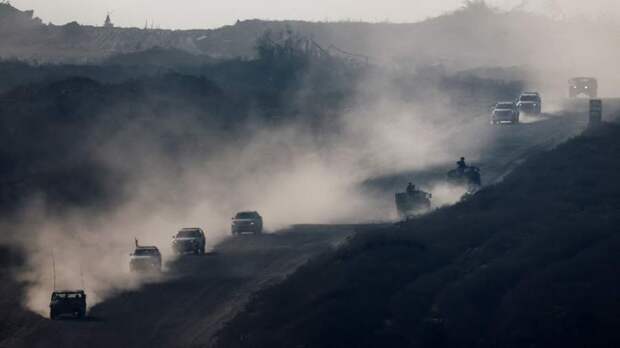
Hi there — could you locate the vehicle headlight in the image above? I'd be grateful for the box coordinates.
[585,86,589,89]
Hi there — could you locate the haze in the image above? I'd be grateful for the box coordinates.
[9,0,620,29]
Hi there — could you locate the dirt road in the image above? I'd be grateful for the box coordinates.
[3,227,353,348]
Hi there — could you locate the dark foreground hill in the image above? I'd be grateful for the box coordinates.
[216,123,620,348]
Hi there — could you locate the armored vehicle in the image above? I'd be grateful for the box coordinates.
[447,158,482,193]
[395,185,432,219]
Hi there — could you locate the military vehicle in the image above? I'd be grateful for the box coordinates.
[172,228,206,255]
[447,159,482,193]
[49,290,86,319]
[569,77,598,98]
[129,243,162,272]
[491,101,520,124]
[395,184,432,219]
[232,211,263,235]
[516,92,542,114]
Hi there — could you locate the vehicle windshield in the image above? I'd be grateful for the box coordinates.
[176,229,201,238]
[134,248,159,256]
[53,293,82,300]
[519,95,539,102]
[235,212,258,219]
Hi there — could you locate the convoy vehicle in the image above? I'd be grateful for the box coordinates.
[569,77,597,98]
[232,211,263,235]
[491,101,520,124]
[129,244,162,272]
[172,228,206,255]
[447,163,482,193]
[516,92,542,114]
[395,186,432,219]
[49,290,86,319]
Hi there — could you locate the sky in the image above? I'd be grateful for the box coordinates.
[7,0,620,29]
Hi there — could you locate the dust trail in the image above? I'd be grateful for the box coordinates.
[429,183,469,209]
[519,114,549,124]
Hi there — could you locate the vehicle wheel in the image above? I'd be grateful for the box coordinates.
[77,310,85,319]
[201,245,206,254]
[50,310,56,320]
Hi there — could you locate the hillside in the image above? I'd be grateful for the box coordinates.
[216,123,620,348]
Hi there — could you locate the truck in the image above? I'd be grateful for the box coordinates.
[569,77,598,98]
[172,228,206,255]
[129,244,162,272]
[231,211,263,235]
[516,92,542,114]
[49,290,86,319]
[491,101,520,124]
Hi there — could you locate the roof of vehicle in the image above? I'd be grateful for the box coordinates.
[180,227,203,231]
[570,77,597,82]
[134,246,160,251]
[52,290,85,294]
[496,101,516,107]
[520,92,540,95]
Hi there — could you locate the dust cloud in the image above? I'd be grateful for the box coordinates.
[5,71,493,315]
[8,1,620,316]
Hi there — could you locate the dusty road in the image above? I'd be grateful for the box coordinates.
[1,99,617,348]
[3,227,355,348]
[364,99,609,196]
